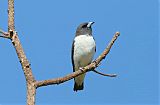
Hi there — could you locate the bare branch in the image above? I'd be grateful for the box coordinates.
[36,32,120,88]
[0,29,10,39]
[36,69,89,88]
[0,35,10,39]
[10,31,36,105]
[8,0,36,105]
[92,69,117,77]
[95,32,120,64]
[8,0,15,31]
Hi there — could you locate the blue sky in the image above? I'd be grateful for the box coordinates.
[0,0,159,105]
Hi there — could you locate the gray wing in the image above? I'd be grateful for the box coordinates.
[93,37,96,52]
[71,40,75,72]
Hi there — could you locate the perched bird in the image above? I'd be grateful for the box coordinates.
[71,22,96,91]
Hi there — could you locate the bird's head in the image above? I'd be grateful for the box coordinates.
[76,22,95,36]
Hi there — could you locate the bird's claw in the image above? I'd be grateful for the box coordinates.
[93,60,100,67]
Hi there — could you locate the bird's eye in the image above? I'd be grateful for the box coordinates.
[82,24,87,28]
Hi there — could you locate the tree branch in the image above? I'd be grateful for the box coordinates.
[36,32,120,88]
[0,29,10,39]
[8,0,15,31]
[1,1,120,105]
[95,32,120,64]
[8,0,36,105]
[10,31,36,105]
[92,69,117,77]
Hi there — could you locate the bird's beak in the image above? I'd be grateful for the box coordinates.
[87,22,95,28]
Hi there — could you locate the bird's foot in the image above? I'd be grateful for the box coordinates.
[93,60,100,67]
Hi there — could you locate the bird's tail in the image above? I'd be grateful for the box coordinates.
[74,82,84,91]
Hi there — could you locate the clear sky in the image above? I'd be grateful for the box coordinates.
[0,0,159,105]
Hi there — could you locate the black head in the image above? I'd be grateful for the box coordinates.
[76,22,95,36]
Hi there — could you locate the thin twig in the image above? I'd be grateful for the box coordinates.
[92,69,117,77]
[0,35,10,39]
[0,29,10,39]
[95,32,120,64]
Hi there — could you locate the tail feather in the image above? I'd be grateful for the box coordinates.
[74,82,84,91]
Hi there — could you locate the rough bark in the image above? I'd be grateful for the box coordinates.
[8,0,14,31]
[8,0,36,105]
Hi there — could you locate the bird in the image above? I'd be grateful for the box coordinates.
[71,22,96,91]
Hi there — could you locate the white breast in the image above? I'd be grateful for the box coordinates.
[74,35,96,69]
